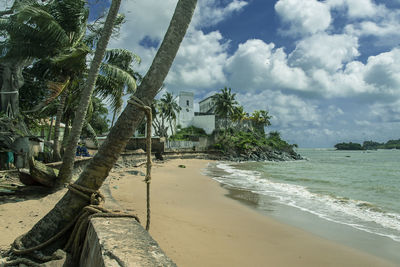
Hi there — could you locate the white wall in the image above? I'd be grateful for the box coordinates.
[177,92,194,128]
[192,115,215,134]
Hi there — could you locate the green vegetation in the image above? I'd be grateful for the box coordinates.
[334,142,364,150]
[335,139,400,150]
[208,88,298,160]
[170,126,208,141]
[214,130,296,156]
[363,139,400,150]
[152,92,181,138]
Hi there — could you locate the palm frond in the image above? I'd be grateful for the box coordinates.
[104,48,141,69]
[83,122,99,148]
[50,44,90,72]
[13,5,70,47]
[94,75,124,112]
[50,0,88,37]
[99,62,137,92]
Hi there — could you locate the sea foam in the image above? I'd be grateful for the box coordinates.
[209,162,400,243]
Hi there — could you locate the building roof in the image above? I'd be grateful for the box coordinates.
[199,94,215,104]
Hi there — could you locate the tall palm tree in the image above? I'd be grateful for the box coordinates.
[57,0,122,184]
[94,48,141,127]
[250,110,272,135]
[18,0,198,251]
[212,87,238,131]
[231,105,248,122]
[160,92,181,136]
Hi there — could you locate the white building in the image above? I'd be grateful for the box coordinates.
[176,92,216,135]
[177,91,194,128]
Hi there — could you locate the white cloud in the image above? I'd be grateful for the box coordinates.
[225,39,309,92]
[192,0,248,28]
[289,33,360,72]
[111,0,247,87]
[370,99,400,123]
[363,48,400,95]
[236,90,321,128]
[165,30,228,90]
[275,0,331,36]
[327,0,385,19]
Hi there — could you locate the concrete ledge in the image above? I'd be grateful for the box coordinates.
[80,217,176,267]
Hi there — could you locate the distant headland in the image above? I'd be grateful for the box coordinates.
[334,139,400,150]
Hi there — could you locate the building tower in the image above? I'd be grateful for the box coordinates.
[177,91,194,128]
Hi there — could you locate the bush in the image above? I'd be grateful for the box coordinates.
[170,126,208,141]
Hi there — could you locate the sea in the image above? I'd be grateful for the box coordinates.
[204,148,400,263]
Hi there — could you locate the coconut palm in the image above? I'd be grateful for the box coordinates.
[232,105,248,122]
[250,110,272,135]
[160,92,181,136]
[0,0,88,118]
[0,0,90,161]
[212,87,238,131]
[17,0,197,253]
[57,0,123,183]
[94,48,141,127]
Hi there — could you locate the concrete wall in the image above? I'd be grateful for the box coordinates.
[192,114,215,134]
[166,140,199,150]
[80,217,176,267]
[125,137,165,153]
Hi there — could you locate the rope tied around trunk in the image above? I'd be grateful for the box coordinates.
[64,183,141,263]
[127,96,153,231]
[7,183,140,266]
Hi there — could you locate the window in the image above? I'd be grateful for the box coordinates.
[186,100,189,106]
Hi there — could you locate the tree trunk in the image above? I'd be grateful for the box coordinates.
[111,109,117,127]
[0,61,26,118]
[61,115,70,148]
[61,115,70,155]
[47,117,54,142]
[19,0,197,251]
[57,0,123,184]
[52,90,68,162]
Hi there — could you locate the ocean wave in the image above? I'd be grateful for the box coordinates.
[211,162,400,243]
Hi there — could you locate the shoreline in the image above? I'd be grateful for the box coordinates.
[0,157,397,266]
[109,158,395,266]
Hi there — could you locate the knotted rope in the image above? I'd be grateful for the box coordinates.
[127,96,152,231]
[6,183,140,266]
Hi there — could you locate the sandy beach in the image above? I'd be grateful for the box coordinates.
[0,158,396,266]
[110,158,395,267]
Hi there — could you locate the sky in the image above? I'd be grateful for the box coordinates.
[2,0,400,148]
[107,0,400,148]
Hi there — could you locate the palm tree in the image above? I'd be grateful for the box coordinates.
[18,0,197,251]
[231,105,248,122]
[152,99,169,137]
[160,92,181,136]
[0,0,88,118]
[0,0,89,164]
[212,87,238,131]
[250,110,272,135]
[57,0,123,184]
[94,48,141,127]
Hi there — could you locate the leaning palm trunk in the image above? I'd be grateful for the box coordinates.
[57,0,122,185]
[18,0,197,251]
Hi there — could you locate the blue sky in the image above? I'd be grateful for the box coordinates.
[3,0,400,147]
[107,0,400,148]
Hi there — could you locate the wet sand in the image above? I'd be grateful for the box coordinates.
[0,158,396,266]
[109,158,395,267]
